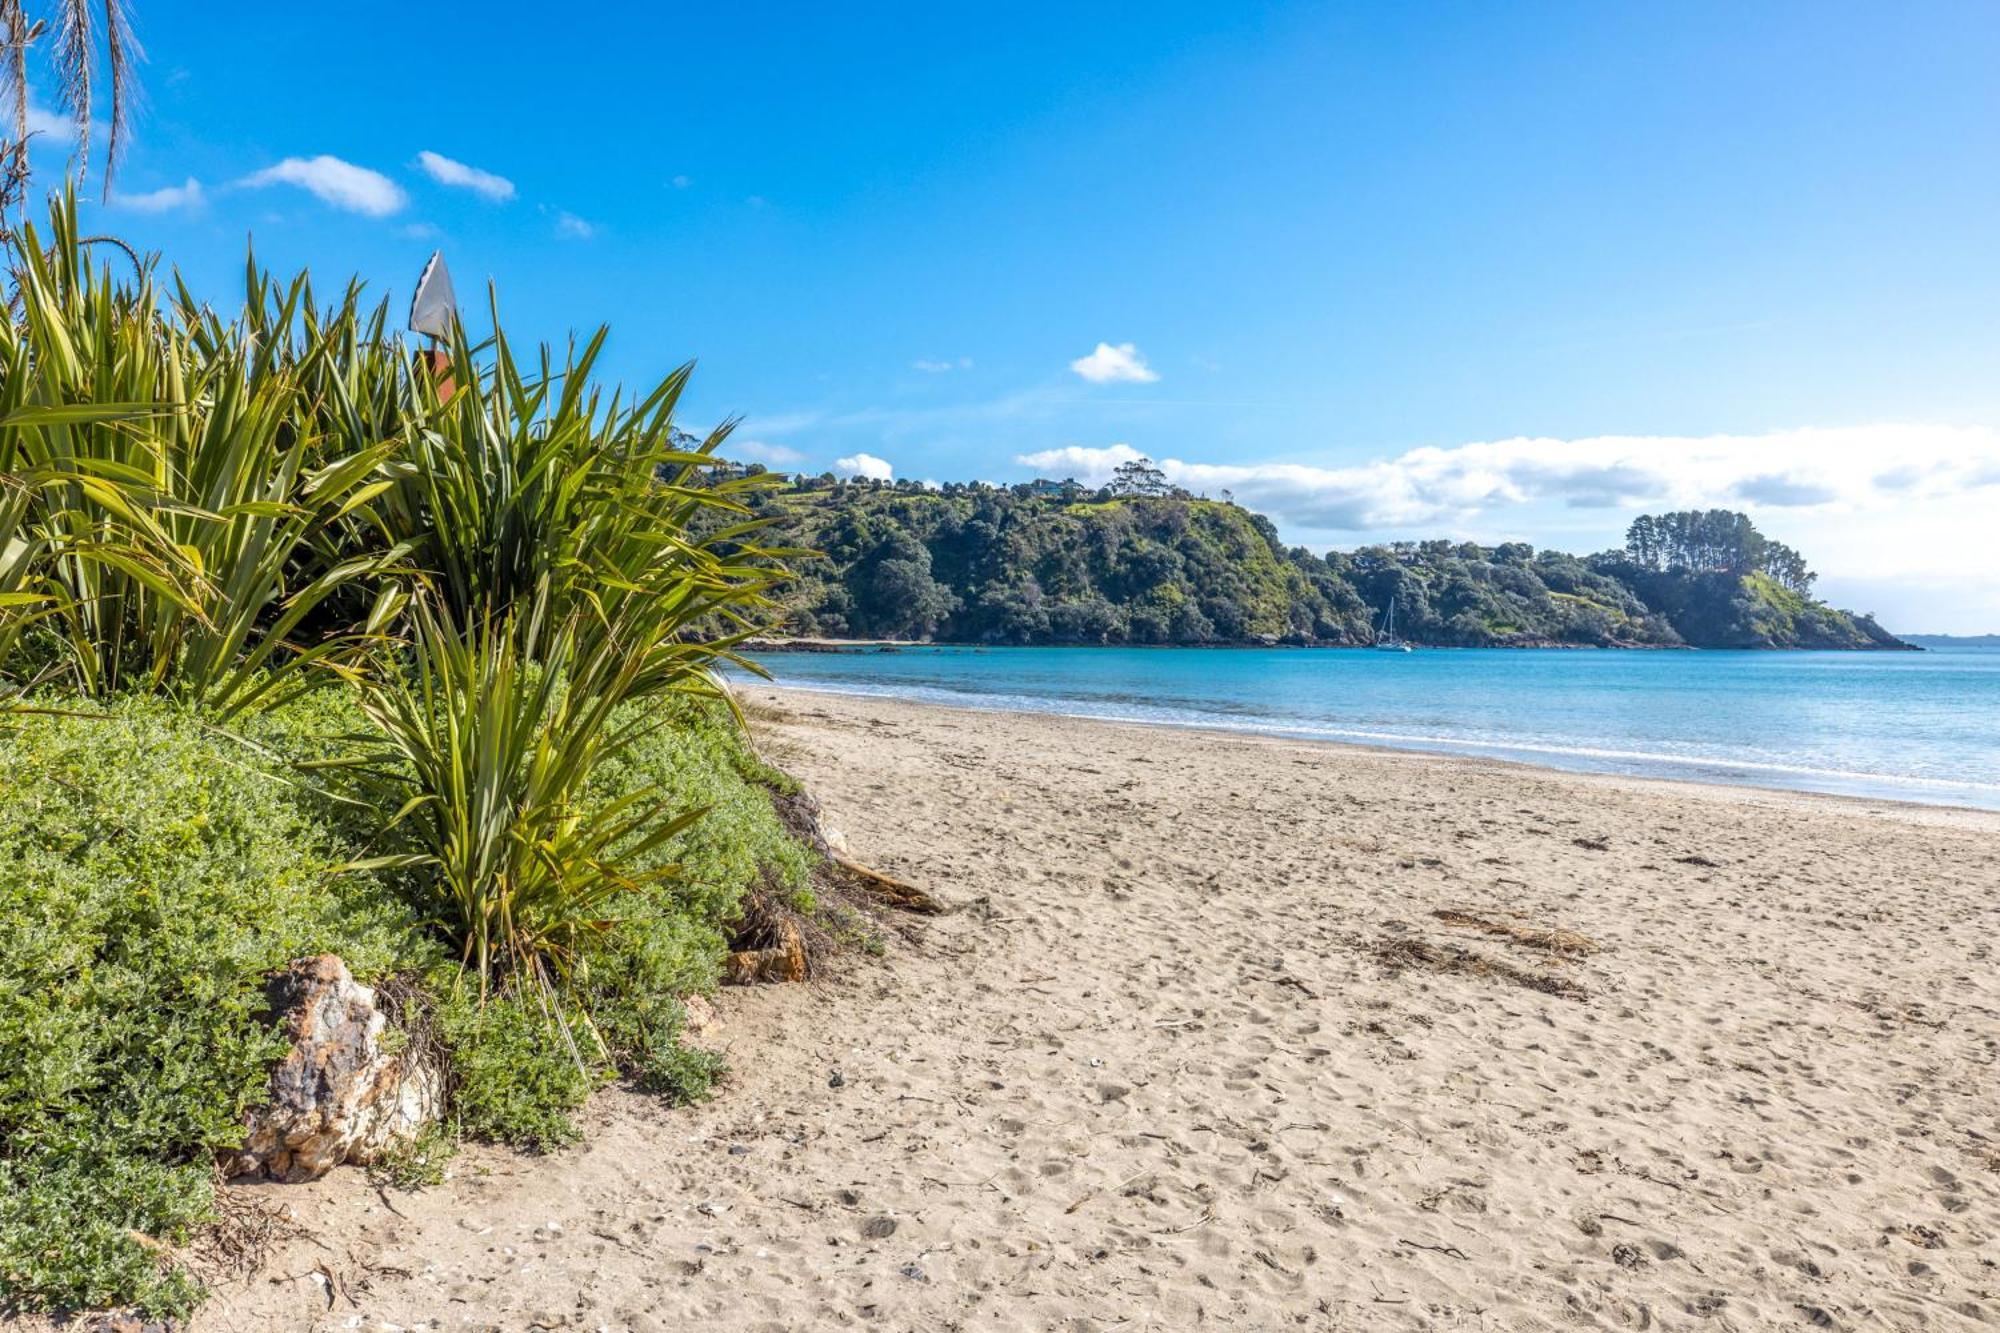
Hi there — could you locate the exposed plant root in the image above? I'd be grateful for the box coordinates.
[373,970,450,1086]
[724,885,814,984]
[724,917,808,984]
[1431,909,1600,957]
[1373,936,1587,1000]
[186,1181,308,1290]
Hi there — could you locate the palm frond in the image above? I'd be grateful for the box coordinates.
[98,0,137,186]
[50,0,88,167]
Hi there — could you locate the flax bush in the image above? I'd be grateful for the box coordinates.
[0,185,811,1316]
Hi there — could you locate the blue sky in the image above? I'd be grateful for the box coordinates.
[32,0,2000,630]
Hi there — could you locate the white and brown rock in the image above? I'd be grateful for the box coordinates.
[220,954,441,1183]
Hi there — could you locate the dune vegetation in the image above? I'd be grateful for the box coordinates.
[0,190,809,1315]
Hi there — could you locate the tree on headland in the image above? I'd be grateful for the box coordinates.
[1109,456,1172,497]
[845,530,959,638]
[1623,510,1815,593]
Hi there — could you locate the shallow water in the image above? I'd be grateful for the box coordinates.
[741,644,2000,810]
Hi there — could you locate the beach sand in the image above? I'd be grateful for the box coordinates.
[196,686,2000,1331]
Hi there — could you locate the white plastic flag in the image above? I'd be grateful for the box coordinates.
[408,251,458,339]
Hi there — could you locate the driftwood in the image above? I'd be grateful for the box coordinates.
[771,785,946,915]
[828,853,945,915]
[722,783,945,984]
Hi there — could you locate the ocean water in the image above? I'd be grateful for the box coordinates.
[741,645,2000,811]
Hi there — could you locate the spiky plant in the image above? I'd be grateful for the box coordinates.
[333,591,704,1019]
[0,183,802,1040]
[328,312,799,1017]
[373,295,794,654]
[0,188,406,713]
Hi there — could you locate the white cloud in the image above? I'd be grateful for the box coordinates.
[553,210,595,239]
[836,452,894,481]
[1730,473,1840,507]
[1070,341,1158,384]
[1018,425,2000,532]
[913,356,974,373]
[240,156,406,216]
[734,439,805,466]
[25,102,73,143]
[111,177,203,212]
[1015,443,1147,479]
[21,101,111,152]
[671,174,691,189]
[416,150,515,202]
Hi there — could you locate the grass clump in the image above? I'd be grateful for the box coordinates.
[367,1123,457,1193]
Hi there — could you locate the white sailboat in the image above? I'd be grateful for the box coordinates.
[1374,595,1413,652]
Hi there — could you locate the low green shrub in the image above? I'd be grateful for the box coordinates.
[0,696,431,1315]
[433,985,594,1151]
[576,695,809,1096]
[586,693,815,924]
[0,1146,209,1315]
[0,688,812,1315]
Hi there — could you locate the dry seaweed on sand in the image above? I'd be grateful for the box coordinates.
[1431,909,1601,957]
[1372,936,1588,999]
[183,1186,310,1292]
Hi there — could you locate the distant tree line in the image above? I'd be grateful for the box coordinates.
[714,465,1906,651]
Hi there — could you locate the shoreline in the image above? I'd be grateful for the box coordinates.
[747,636,1922,653]
[748,677,2000,818]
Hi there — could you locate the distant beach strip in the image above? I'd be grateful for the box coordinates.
[739,644,2000,811]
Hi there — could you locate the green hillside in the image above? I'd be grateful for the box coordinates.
[733,472,1911,651]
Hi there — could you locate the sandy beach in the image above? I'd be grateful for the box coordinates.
[192,686,2000,1332]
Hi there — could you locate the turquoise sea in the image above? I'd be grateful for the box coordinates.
[744,645,2000,811]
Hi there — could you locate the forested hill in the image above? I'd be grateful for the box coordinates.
[735,469,1912,650]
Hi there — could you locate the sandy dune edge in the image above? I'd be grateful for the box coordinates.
[181,686,2000,1331]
